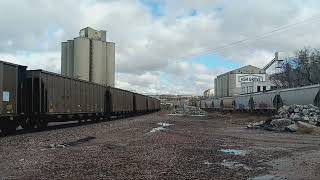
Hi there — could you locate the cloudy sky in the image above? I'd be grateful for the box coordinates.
[1,0,320,95]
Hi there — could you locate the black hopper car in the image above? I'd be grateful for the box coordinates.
[0,60,160,133]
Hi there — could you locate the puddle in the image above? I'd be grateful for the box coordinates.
[149,122,174,133]
[221,149,247,156]
[251,175,276,180]
[221,160,252,170]
[157,122,173,127]
[150,126,167,133]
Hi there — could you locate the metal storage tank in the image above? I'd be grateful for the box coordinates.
[67,40,74,77]
[204,99,214,109]
[61,42,68,75]
[252,91,278,110]
[279,84,320,106]
[213,98,221,109]
[73,38,90,81]
[234,94,251,110]
[106,42,115,87]
[92,40,106,85]
[221,97,234,110]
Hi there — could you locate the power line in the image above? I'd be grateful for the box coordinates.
[170,14,320,62]
[113,14,320,64]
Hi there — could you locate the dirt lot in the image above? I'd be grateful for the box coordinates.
[1,112,320,179]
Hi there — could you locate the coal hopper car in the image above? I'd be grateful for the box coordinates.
[134,93,148,113]
[20,70,107,129]
[0,61,26,132]
[105,87,134,116]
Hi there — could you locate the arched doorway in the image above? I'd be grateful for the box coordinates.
[314,90,320,107]
[273,95,283,110]
[220,100,223,109]
[248,97,254,110]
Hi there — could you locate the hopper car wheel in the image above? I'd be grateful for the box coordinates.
[20,118,36,130]
[36,119,48,130]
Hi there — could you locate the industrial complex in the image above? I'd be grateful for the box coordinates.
[61,27,115,87]
[212,52,291,98]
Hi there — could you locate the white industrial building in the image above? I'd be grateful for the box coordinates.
[240,80,276,94]
[214,65,271,98]
[263,52,295,75]
[61,27,115,87]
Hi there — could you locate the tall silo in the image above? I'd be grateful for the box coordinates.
[100,30,106,41]
[92,40,106,85]
[73,37,90,81]
[106,42,115,87]
[67,40,74,77]
[61,42,68,75]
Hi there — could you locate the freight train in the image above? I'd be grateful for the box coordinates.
[197,84,320,112]
[0,61,160,133]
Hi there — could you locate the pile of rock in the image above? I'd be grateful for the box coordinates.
[247,104,320,133]
[170,106,207,116]
[277,104,320,125]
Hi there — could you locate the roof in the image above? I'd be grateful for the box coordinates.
[0,60,27,68]
[217,65,265,77]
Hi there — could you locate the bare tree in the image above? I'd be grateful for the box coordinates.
[270,47,320,88]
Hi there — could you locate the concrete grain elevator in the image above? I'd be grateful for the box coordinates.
[61,27,115,87]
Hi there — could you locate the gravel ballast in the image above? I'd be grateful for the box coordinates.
[1,112,320,179]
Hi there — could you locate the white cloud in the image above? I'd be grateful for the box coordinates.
[1,0,320,95]
[0,51,60,73]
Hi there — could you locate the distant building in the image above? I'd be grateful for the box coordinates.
[157,94,193,108]
[214,65,267,97]
[263,52,294,75]
[240,80,276,94]
[61,27,115,87]
[203,89,214,98]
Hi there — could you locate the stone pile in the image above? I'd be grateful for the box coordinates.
[247,104,320,133]
[170,106,207,116]
[277,104,320,125]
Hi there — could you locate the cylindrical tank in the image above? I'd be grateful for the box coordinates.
[61,42,68,75]
[106,42,115,87]
[73,37,90,81]
[92,40,106,85]
[67,40,74,77]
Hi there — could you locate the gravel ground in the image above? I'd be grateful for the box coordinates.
[1,112,320,179]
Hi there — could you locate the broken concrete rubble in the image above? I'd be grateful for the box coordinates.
[285,124,299,132]
[270,118,292,129]
[170,106,207,116]
[247,104,320,133]
[247,121,265,129]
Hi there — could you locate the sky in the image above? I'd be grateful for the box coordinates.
[1,0,320,95]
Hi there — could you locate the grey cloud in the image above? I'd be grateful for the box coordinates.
[1,0,320,94]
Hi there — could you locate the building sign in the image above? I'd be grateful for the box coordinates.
[238,75,264,82]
